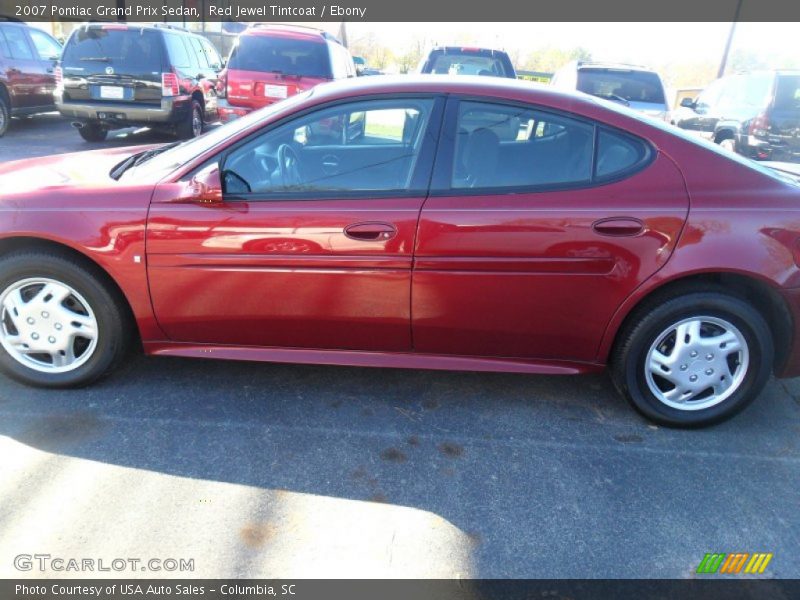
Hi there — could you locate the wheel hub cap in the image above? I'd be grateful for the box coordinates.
[645,316,749,411]
[0,278,98,373]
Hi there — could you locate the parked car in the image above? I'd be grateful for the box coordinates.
[0,20,63,137]
[55,23,223,142]
[216,23,355,122]
[417,46,516,78]
[1,75,799,427]
[552,61,670,122]
[673,71,800,163]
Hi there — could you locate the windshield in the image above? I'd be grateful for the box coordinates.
[62,27,162,75]
[577,69,666,105]
[120,90,315,181]
[228,35,332,78]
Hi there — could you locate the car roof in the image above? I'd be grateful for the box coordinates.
[79,22,198,37]
[575,61,658,73]
[431,46,509,55]
[243,23,333,42]
[308,74,598,107]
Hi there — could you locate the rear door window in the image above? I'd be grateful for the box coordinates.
[577,69,666,105]
[0,27,10,58]
[2,26,35,61]
[228,35,332,78]
[28,29,62,61]
[62,27,163,75]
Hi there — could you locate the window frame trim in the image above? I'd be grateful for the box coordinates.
[429,95,655,197]
[216,93,447,203]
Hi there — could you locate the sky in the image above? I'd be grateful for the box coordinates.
[340,22,799,67]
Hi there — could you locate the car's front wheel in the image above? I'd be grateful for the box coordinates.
[0,94,9,137]
[611,290,773,427]
[176,100,203,139]
[0,252,130,387]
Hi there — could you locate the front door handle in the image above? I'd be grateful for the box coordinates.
[344,222,397,241]
[592,217,644,237]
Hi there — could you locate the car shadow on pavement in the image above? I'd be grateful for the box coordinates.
[1,354,799,577]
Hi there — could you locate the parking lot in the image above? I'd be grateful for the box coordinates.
[1,115,799,579]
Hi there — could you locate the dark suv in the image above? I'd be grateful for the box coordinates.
[0,21,63,137]
[56,23,223,141]
[417,47,516,78]
[674,70,800,162]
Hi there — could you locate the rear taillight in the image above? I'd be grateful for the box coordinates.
[749,112,770,137]
[161,72,179,97]
[54,66,62,88]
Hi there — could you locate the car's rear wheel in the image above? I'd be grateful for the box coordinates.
[719,137,736,153]
[0,94,9,137]
[611,290,773,427]
[0,252,130,388]
[78,122,109,142]
[176,100,203,139]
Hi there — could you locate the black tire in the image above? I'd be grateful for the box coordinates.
[78,122,109,142]
[176,100,203,140]
[0,93,9,138]
[610,289,773,428]
[0,251,131,388]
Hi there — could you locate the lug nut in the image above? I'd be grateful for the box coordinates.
[54,323,62,330]
[48,336,55,343]
[705,368,714,375]
[706,353,714,360]
[26,317,35,324]
[689,374,698,382]
[680,364,688,371]
[690,350,698,358]
[31,333,39,340]
[41,311,49,318]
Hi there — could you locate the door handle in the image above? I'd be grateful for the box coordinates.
[592,217,644,237]
[344,222,397,241]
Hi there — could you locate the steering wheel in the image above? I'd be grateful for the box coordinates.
[277,143,303,188]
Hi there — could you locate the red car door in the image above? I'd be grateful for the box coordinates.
[412,98,689,363]
[0,25,47,111]
[147,96,442,351]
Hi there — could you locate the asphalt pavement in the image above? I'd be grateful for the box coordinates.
[0,114,798,579]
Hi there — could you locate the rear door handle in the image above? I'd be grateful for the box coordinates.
[592,217,644,237]
[344,222,397,241]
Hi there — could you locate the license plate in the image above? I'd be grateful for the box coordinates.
[100,86,124,100]
[263,84,288,99]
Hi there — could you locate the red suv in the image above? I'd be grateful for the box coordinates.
[217,23,356,122]
[0,21,63,137]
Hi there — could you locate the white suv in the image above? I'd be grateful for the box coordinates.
[552,61,670,122]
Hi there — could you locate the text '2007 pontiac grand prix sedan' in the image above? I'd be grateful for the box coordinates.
[1,75,800,427]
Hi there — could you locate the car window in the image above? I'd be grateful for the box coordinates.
[201,38,222,70]
[188,37,207,69]
[452,101,594,189]
[221,98,435,196]
[62,27,163,75]
[774,75,800,112]
[577,69,665,105]
[2,26,35,61]
[426,51,509,77]
[228,35,332,79]
[695,78,724,111]
[0,28,10,58]
[27,28,61,61]
[163,32,191,69]
[595,129,648,179]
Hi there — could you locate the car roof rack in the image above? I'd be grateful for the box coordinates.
[247,22,342,44]
[152,23,190,33]
[576,60,653,71]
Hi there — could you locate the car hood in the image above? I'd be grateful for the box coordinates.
[0,145,160,196]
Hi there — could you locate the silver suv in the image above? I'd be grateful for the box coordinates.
[551,61,670,122]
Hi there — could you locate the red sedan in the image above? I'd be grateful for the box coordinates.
[1,76,799,427]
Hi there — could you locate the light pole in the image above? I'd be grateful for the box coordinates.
[717,0,744,78]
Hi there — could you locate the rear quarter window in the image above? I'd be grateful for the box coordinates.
[595,129,650,180]
[774,76,800,111]
[163,32,191,69]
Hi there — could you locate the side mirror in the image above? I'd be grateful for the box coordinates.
[680,97,696,109]
[184,164,222,204]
